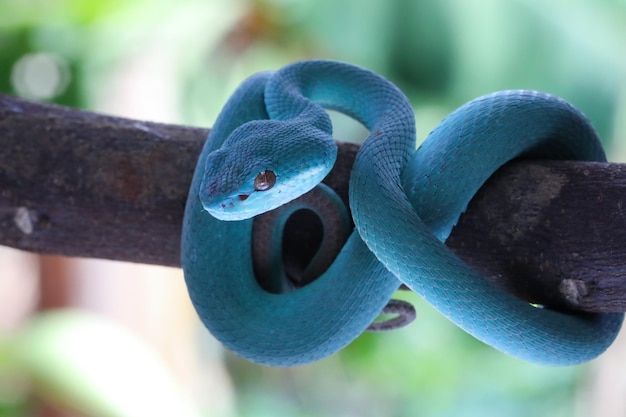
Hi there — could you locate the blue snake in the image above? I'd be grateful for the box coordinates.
[181,60,623,366]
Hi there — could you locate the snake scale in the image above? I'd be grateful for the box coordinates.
[181,60,623,366]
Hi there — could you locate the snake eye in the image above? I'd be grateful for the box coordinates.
[254,170,276,192]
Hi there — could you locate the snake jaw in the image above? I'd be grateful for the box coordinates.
[202,177,281,221]
[202,187,256,221]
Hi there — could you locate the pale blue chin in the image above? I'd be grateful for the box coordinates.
[203,201,260,221]
[202,175,323,222]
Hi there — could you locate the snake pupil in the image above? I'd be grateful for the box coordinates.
[254,170,276,191]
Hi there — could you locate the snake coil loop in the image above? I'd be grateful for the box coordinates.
[181,60,623,366]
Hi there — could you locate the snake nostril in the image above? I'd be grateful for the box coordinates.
[220,199,235,209]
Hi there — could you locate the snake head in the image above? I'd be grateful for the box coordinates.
[199,120,337,221]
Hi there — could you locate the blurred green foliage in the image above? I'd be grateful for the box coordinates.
[3,310,200,417]
[1,0,625,416]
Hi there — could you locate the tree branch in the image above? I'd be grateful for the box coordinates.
[1,94,624,313]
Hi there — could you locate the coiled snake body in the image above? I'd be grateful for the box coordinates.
[181,60,623,366]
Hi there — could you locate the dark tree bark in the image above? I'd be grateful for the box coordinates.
[1,94,624,313]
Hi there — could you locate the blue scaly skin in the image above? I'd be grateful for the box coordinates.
[181,60,622,366]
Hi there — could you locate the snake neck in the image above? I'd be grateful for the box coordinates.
[267,60,413,131]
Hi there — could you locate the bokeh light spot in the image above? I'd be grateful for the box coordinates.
[11,52,71,100]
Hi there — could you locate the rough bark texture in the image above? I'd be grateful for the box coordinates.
[1,94,624,312]
[447,160,626,313]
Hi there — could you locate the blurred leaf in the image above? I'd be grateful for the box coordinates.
[12,310,201,417]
